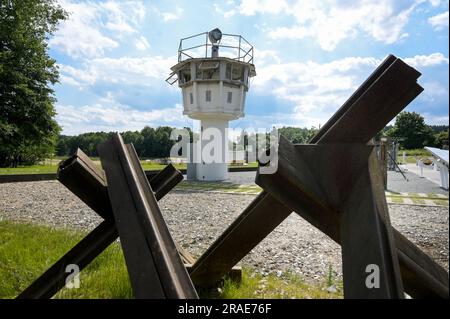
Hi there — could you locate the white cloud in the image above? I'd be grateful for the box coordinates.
[253,54,381,113]
[135,36,150,51]
[214,2,237,18]
[161,6,184,22]
[250,51,449,128]
[239,0,289,15]
[58,55,177,88]
[404,52,449,68]
[428,0,442,7]
[241,0,423,51]
[421,81,449,102]
[428,11,449,30]
[422,113,449,125]
[56,103,188,135]
[50,0,118,58]
[51,0,146,58]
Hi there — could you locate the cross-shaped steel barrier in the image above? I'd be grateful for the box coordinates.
[188,55,449,299]
[18,144,198,299]
[16,54,448,299]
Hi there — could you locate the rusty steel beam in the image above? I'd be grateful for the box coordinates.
[98,134,198,299]
[190,55,448,298]
[57,149,111,219]
[17,151,184,299]
[256,137,449,298]
[191,55,421,289]
[57,149,183,218]
[257,140,405,298]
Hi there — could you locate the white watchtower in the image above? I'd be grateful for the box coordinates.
[167,28,256,181]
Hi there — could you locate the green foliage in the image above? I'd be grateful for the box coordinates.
[56,126,191,159]
[433,129,448,149]
[401,148,432,156]
[57,132,115,157]
[0,0,67,167]
[386,112,436,149]
[278,126,318,143]
[429,125,449,133]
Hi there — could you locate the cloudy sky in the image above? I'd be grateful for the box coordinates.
[49,0,449,135]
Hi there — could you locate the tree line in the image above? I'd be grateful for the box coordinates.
[56,126,186,159]
[381,112,448,149]
[56,126,319,159]
[55,117,447,161]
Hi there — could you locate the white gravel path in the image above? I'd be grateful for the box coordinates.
[0,181,448,284]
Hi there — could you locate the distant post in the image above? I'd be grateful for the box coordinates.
[380,138,388,189]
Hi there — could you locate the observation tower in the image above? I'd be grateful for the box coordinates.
[167,28,256,181]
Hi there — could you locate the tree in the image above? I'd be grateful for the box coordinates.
[0,0,67,166]
[434,130,449,149]
[278,126,318,143]
[386,112,435,149]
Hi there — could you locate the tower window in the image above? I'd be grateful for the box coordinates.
[179,67,191,84]
[189,92,193,104]
[232,64,243,81]
[227,92,232,103]
[206,90,211,102]
[225,63,232,80]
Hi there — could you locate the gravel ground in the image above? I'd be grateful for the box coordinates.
[0,181,448,285]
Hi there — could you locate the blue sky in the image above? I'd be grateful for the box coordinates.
[49,0,449,135]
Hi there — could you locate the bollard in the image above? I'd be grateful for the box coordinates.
[437,160,449,190]
[418,159,424,177]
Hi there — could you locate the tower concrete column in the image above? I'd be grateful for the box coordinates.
[197,118,228,181]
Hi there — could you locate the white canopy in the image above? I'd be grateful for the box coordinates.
[425,146,449,166]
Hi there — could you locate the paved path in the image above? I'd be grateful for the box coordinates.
[180,167,449,207]
[387,169,447,195]
[175,181,449,207]
[204,169,449,194]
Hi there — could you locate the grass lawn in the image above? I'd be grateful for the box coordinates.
[396,149,433,164]
[0,220,341,299]
[0,165,59,175]
[0,161,258,175]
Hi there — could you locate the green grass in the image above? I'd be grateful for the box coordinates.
[400,149,432,157]
[0,161,258,175]
[388,196,404,204]
[433,199,449,206]
[201,268,342,299]
[0,220,132,299]
[0,165,59,175]
[0,221,341,299]
[174,181,262,194]
[394,148,433,164]
[411,198,426,205]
